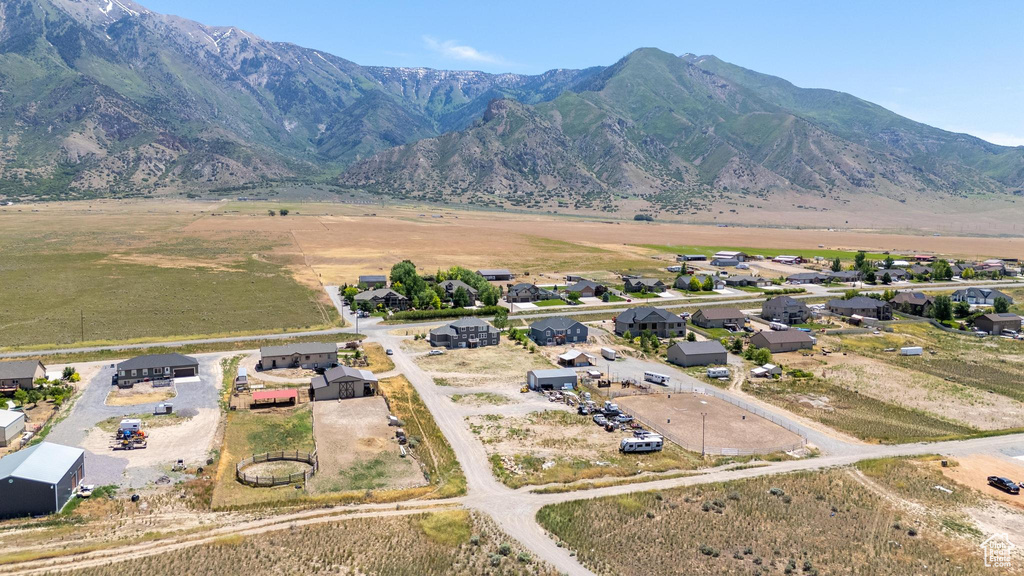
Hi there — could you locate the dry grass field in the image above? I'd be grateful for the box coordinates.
[104,382,176,406]
[538,458,1021,576]
[2,199,1021,349]
[414,340,556,391]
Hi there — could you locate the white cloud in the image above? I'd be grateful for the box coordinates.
[422,36,506,65]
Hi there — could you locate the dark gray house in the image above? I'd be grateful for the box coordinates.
[507,283,560,303]
[889,292,934,316]
[354,288,410,310]
[429,318,501,349]
[529,317,588,346]
[762,296,810,325]
[624,278,667,293]
[311,366,378,401]
[0,442,85,519]
[358,275,388,288]
[260,343,339,370]
[477,269,513,281]
[439,280,478,303]
[787,272,830,284]
[877,268,910,281]
[691,308,746,329]
[827,297,893,320]
[0,360,46,393]
[674,274,725,291]
[565,280,606,298]
[667,340,728,367]
[116,353,199,386]
[828,270,863,283]
[724,275,770,288]
[615,307,685,338]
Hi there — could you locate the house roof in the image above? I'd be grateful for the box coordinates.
[764,295,805,307]
[954,287,1012,301]
[440,280,475,292]
[567,280,602,292]
[358,275,387,283]
[450,317,493,328]
[558,350,596,361]
[316,365,377,388]
[670,340,727,355]
[528,368,578,379]
[0,360,43,381]
[829,270,862,279]
[0,442,83,484]
[477,268,512,276]
[978,313,1021,322]
[354,288,407,301]
[0,409,25,428]
[617,307,680,324]
[828,297,887,309]
[877,268,908,276]
[696,307,745,320]
[714,251,746,258]
[725,275,762,283]
[628,277,664,287]
[117,353,198,371]
[260,342,337,357]
[787,272,829,280]
[530,317,581,331]
[889,292,933,305]
[754,330,814,345]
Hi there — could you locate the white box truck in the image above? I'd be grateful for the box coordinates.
[899,346,923,356]
[601,347,617,361]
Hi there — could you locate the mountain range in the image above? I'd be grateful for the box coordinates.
[2,0,1023,214]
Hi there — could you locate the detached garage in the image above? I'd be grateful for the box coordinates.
[527,368,578,391]
[0,442,85,519]
[0,409,26,447]
[667,340,729,367]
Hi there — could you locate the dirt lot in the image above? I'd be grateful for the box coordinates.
[105,382,177,406]
[308,397,424,494]
[415,340,555,391]
[940,454,1024,511]
[80,407,220,470]
[618,391,804,454]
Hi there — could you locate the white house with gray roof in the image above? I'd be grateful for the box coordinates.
[0,442,85,518]
[429,318,501,349]
[529,317,588,346]
[951,287,1014,306]
[115,354,199,386]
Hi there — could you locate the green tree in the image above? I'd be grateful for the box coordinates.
[843,289,860,300]
[62,366,76,380]
[864,270,876,284]
[933,295,953,321]
[830,257,842,272]
[854,251,866,269]
[342,286,359,305]
[883,255,895,269]
[961,267,975,279]
[602,292,611,303]
[751,347,772,365]
[492,308,509,330]
[932,259,953,280]
[622,330,632,341]
[13,388,28,407]
[994,297,1010,314]
[267,210,276,216]
[279,208,290,216]
[567,291,581,303]
[452,287,471,308]
[26,389,42,407]
[954,300,971,318]
[730,338,743,354]
[688,277,701,292]
[702,276,714,291]
[686,332,697,342]
[429,293,442,310]
[881,272,891,285]
[480,285,500,307]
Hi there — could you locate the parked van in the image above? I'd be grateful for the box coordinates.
[620,434,664,453]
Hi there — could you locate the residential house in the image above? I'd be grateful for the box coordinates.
[828,270,863,283]
[827,297,893,320]
[877,268,909,281]
[624,278,667,293]
[0,409,25,447]
[724,275,770,287]
[354,288,410,311]
[0,360,46,393]
[565,279,606,298]
[507,283,560,303]
[429,318,501,349]
[713,250,748,262]
[691,307,746,329]
[558,350,597,367]
[667,341,728,367]
[908,264,932,276]
[115,354,199,386]
[952,287,1014,306]
[0,442,85,519]
[529,317,588,346]
[358,275,387,288]
[787,272,830,284]
[260,343,338,370]
[761,296,811,325]
[674,274,725,291]
[750,330,815,353]
[477,269,513,281]
[889,292,934,316]
[974,313,1022,335]
[439,280,478,303]
[527,368,578,391]
[614,307,686,338]
[311,366,378,401]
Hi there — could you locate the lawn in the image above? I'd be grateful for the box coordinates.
[533,298,566,307]
[537,462,995,576]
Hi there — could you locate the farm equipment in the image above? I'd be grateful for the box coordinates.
[172,459,186,471]
[114,427,148,450]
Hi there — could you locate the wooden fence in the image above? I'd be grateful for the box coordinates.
[235,450,318,487]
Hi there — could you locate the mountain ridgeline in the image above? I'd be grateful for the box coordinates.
[1,0,1022,212]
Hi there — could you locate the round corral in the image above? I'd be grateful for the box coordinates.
[236,450,318,487]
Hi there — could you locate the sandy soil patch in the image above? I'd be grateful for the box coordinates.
[782,345,1024,430]
[618,391,804,454]
[102,253,241,271]
[468,411,629,462]
[308,397,424,493]
[81,407,220,470]
[940,454,1024,512]
[416,340,555,390]
[105,382,177,406]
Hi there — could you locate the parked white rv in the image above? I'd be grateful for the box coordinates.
[119,419,142,433]
[768,322,789,331]
[601,347,617,361]
[620,434,664,453]
[644,371,670,385]
[706,367,730,379]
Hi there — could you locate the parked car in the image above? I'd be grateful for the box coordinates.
[988,476,1020,494]
[385,349,394,356]
[428,349,444,356]
[592,414,608,426]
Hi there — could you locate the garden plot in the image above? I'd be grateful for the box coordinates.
[307,397,425,494]
[415,340,555,391]
[105,381,177,406]
[467,410,703,488]
[617,392,804,454]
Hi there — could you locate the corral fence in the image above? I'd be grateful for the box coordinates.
[634,386,807,456]
[236,450,318,487]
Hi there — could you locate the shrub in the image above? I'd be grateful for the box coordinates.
[498,543,512,556]
[389,306,505,321]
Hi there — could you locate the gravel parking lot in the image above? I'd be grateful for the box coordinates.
[46,354,223,487]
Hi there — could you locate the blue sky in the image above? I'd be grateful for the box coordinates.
[143,0,1024,146]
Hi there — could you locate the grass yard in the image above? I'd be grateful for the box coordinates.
[65,511,558,576]
[538,462,996,576]
[534,299,567,307]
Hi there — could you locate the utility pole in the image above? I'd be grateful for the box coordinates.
[700,409,708,455]
[81,310,85,343]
